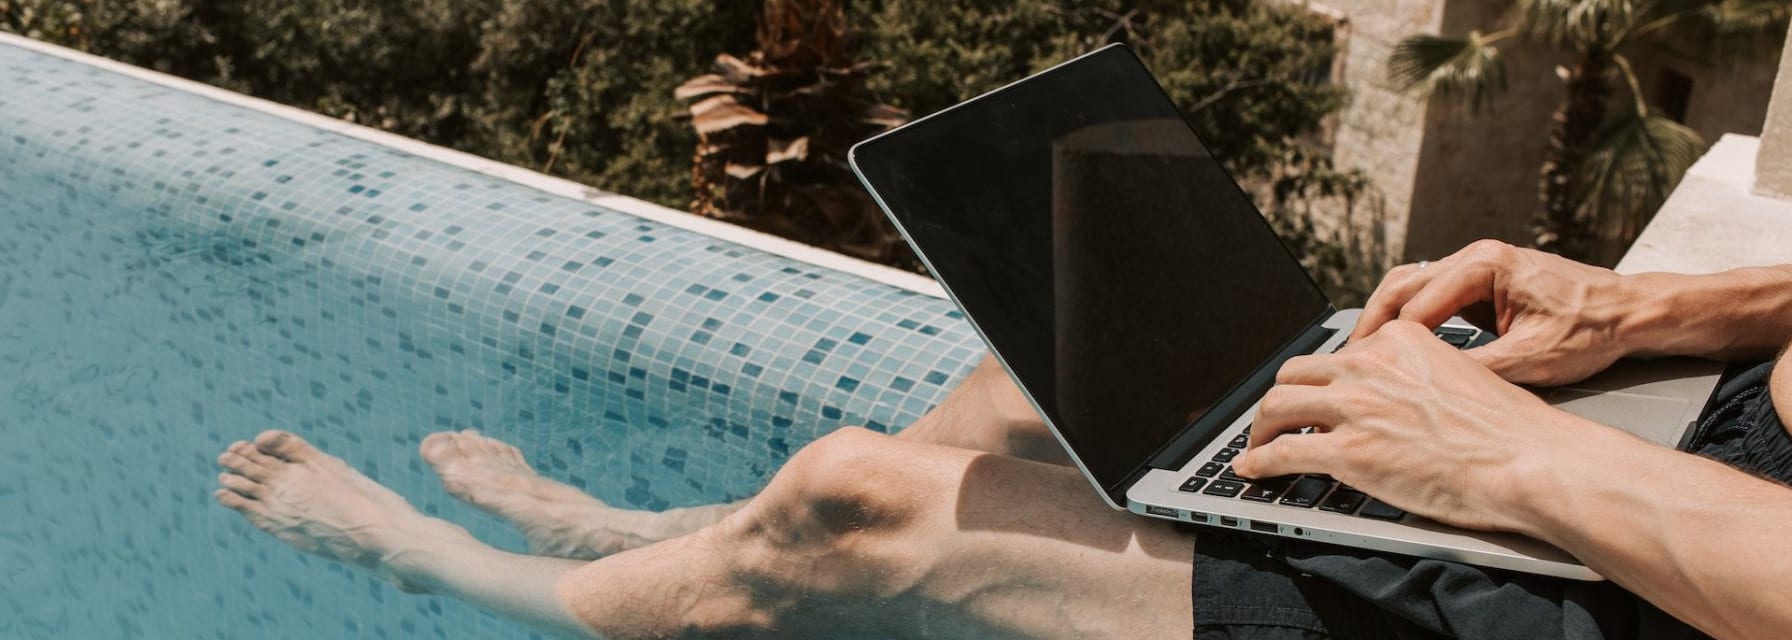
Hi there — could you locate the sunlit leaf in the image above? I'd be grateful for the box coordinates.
[1387,32,1508,111]
[687,95,768,134]
[673,74,739,101]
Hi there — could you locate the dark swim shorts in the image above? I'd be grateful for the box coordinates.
[1192,360,1791,640]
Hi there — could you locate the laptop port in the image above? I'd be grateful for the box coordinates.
[1190,512,1210,523]
[1219,516,1240,527]
[1145,505,1179,519]
[1250,521,1278,534]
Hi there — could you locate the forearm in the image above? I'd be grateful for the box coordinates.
[1622,266,1792,360]
[1515,422,1792,639]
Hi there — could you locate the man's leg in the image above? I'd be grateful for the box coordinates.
[219,427,1192,639]
[894,355,1069,465]
[426,355,1067,560]
[213,430,594,638]
[555,426,1192,639]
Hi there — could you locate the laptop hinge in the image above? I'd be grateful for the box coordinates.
[1131,310,1338,483]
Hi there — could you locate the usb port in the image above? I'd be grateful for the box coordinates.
[1145,505,1179,518]
[1250,521,1278,534]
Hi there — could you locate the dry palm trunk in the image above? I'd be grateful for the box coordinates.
[1533,51,1610,262]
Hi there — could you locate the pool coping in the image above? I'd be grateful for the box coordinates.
[0,32,948,299]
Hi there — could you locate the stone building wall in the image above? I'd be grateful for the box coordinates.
[1296,0,1781,264]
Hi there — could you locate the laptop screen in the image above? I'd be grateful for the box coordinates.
[851,45,1330,497]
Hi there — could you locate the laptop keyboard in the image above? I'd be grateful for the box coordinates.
[1175,326,1487,522]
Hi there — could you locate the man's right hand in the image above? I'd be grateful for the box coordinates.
[1351,240,1644,386]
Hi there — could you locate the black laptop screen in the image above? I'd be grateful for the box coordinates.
[851,46,1331,496]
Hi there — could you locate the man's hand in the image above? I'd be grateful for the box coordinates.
[1234,320,1599,534]
[1353,239,1641,386]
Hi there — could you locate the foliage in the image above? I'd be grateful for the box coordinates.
[677,0,913,266]
[5,0,1373,300]
[1387,0,1789,263]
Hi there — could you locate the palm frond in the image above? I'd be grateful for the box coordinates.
[1574,108,1705,244]
[1517,0,1647,48]
[1386,32,1508,111]
[1671,0,1792,64]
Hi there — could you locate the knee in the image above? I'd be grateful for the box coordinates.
[767,427,919,535]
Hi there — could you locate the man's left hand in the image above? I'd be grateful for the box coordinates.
[1233,320,1596,534]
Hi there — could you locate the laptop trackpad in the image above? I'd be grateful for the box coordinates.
[1544,389,1689,448]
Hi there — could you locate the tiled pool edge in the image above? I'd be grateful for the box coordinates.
[2,34,985,639]
[0,31,947,299]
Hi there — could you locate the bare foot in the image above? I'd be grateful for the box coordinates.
[421,429,738,559]
[215,430,476,592]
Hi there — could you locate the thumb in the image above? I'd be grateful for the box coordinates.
[1463,327,1551,385]
[1234,434,1330,479]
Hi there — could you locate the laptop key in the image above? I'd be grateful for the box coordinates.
[1203,479,1247,498]
[1195,462,1224,478]
[1359,499,1407,521]
[1278,476,1333,508]
[1219,465,1244,481]
[1239,476,1296,502]
[1317,489,1366,514]
[1212,448,1240,463]
[1178,477,1208,493]
[1227,434,1249,449]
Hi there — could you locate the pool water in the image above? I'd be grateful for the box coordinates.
[0,41,982,638]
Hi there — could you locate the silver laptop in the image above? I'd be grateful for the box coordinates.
[847,44,1723,581]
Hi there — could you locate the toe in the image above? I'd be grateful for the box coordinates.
[233,441,282,467]
[218,450,274,482]
[254,429,321,463]
[214,488,264,514]
[419,431,458,465]
[501,441,528,467]
[218,472,265,498]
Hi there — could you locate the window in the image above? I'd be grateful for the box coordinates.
[1655,68,1694,123]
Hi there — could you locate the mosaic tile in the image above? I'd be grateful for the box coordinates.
[0,42,983,639]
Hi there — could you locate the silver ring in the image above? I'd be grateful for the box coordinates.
[1417,260,1430,270]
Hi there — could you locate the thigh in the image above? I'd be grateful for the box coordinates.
[556,427,1193,640]
[743,428,1194,639]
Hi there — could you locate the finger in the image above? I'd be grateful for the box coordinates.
[1397,260,1500,329]
[1234,432,1339,479]
[1274,353,1345,386]
[1354,264,1435,340]
[1248,385,1342,451]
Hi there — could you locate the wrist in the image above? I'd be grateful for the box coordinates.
[1611,272,1695,358]
[1620,267,1792,360]
[1492,413,1639,542]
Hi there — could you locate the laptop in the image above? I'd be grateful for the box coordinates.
[847,44,1724,580]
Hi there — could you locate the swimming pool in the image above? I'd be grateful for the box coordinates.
[0,37,982,638]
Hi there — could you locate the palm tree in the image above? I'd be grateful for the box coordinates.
[1387,0,1789,263]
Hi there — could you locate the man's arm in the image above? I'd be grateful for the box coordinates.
[1352,240,1792,385]
[1622,265,1792,360]
[1238,323,1792,639]
[1514,418,1792,640]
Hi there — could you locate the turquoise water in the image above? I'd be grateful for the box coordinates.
[0,42,982,638]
